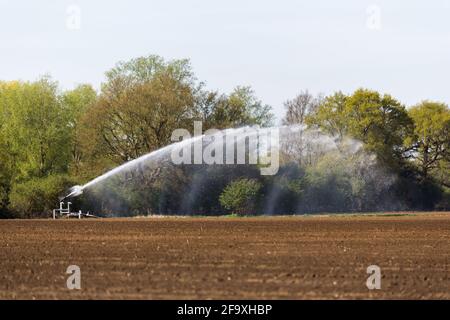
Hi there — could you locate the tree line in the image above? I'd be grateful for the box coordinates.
[0,54,448,217]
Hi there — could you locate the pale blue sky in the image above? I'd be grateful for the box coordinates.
[1,0,449,121]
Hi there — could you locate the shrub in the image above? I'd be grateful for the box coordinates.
[8,174,78,218]
[219,178,262,215]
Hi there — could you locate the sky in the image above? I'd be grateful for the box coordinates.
[0,0,449,122]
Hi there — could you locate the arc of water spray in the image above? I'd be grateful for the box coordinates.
[63,126,272,199]
[64,133,206,199]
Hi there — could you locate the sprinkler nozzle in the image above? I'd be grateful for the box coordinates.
[64,185,84,199]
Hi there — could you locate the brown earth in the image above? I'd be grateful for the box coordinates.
[0,213,450,299]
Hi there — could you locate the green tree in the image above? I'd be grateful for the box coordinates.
[307,89,414,166]
[0,78,71,178]
[0,82,17,216]
[205,86,273,129]
[102,55,196,98]
[0,78,76,217]
[219,178,262,215]
[407,101,450,182]
[81,55,274,177]
[61,84,97,175]
[9,174,77,218]
[82,66,196,165]
[306,91,348,139]
[4,77,71,179]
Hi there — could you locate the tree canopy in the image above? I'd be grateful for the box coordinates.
[0,55,274,217]
[407,101,450,183]
[0,55,448,217]
[307,89,414,167]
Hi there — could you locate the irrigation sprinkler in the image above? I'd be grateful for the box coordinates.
[53,185,97,219]
[65,185,84,198]
[52,201,98,219]
[53,201,71,219]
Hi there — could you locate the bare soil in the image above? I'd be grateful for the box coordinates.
[1,213,450,299]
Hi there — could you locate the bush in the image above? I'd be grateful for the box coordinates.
[219,178,262,215]
[8,175,78,218]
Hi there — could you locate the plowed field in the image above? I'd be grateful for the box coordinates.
[1,213,449,299]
